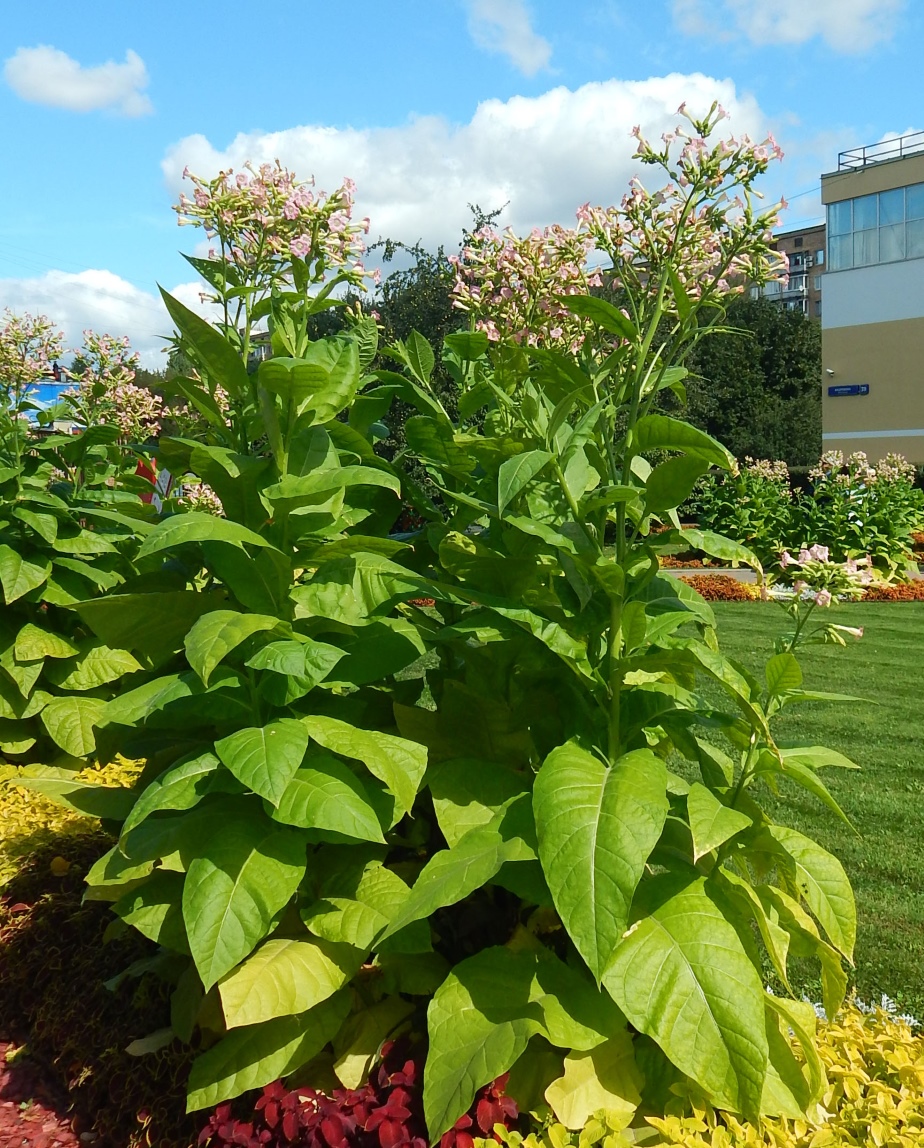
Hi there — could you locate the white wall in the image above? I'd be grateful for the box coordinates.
[823,257,924,330]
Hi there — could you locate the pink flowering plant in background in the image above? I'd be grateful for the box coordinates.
[166,161,380,451]
[0,309,66,472]
[769,544,871,653]
[63,329,166,443]
[450,102,787,359]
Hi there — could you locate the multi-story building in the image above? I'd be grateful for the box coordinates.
[755,224,826,319]
[820,130,924,462]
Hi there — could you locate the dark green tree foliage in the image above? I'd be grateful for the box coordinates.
[684,298,821,466]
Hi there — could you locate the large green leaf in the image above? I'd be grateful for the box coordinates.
[556,294,636,340]
[270,756,386,843]
[304,860,412,949]
[13,623,78,661]
[182,810,308,989]
[497,450,552,517]
[186,991,350,1112]
[46,643,143,690]
[764,653,803,696]
[424,948,545,1137]
[246,637,345,689]
[292,553,436,628]
[533,743,669,981]
[218,937,361,1028]
[203,543,291,614]
[686,783,752,862]
[215,719,310,807]
[633,415,734,470]
[122,752,221,835]
[644,456,710,514]
[428,758,527,847]
[679,528,763,573]
[137,512,275,559]
[75,592,226,663]
[160,286,251,398]
[763,825,856,959]
[377,804,535,943]
[0,545,50,602]
[185,611,280,686]
[114,870,189,952]
[40,695,106,756]
[602,874,768,1116]
[544,1032,642,1131]
[302,715,427,817]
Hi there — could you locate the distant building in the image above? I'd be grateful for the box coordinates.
[821,130,924,462]
[753,224,826,319]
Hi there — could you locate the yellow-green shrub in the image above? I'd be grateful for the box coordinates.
[0,758,141,889]
[482,1004,924,1147]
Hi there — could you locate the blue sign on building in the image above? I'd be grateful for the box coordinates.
[828,384,870,397]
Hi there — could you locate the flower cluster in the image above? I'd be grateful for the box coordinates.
[175,161,375,301]
[63,330,162,442]
[450,224,600,352]
[743,456,790,484]
[450,104,786,350]
[779,544,873,604]
[178,479,223,515]
[0,310,66,399]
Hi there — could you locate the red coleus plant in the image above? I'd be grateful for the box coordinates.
[199,1041,520,1148]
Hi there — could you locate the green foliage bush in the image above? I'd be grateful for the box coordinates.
[0,108,872,1144]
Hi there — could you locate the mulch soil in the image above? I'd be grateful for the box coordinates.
[0,1040,83,1148]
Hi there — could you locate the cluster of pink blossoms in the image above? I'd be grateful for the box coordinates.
[174,161,378,299]
[450,103,788,352]
[809,449,917,487]
[0,310,66,394]
[743,456,790,483]
[779,544,873,606]
[64,330,164,441]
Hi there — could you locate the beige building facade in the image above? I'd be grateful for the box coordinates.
[821,134,924,462]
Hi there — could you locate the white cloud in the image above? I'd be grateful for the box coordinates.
[162,73,771,256]
[4,45,152,115]
[464,0,552,75]
[0,270,205,368]
[672,0,904,53]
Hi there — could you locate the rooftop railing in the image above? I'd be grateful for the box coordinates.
[839,130,924,171]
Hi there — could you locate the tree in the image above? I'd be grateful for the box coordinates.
[684,297,821,465]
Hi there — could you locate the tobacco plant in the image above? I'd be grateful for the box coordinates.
[23,108,864,1141]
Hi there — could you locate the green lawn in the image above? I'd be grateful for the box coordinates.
[712,602,924,1017]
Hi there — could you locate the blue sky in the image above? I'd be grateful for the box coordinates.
[0,0,920,363]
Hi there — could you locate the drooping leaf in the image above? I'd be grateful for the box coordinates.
[9,767,136,820]
[302,715,427,816]
[544,1032,642,1131]
[39,696,106,756]
[182,809,308,989]
[497,451,552,517]
[763,825,856,959]
[185,991,350,1112]
[428,758,527,847]
[160,286,251,399]
[76,592,226,663]
[0,545,50,602]
[122,752,221,835]
[45,644,143,690]
[218,937,361,1028]
[270,756,386,843]
[602,873,768,1117]
[633,415,734,470]
[644,456,710,514]
[533,743,669,981]
[215,719,310,806]
[686,783,752,862]
[137,512,276,559]
[185,611,280,685]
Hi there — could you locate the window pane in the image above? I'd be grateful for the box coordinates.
[879,188,904,225]
[828,200,852,235]
[880,222,905,262]
[816,249,825,264]
[907,184,924,220]
[908,218,924,258]
[829,234,853,270]
[853,194,878,230]
[854,228,879,265]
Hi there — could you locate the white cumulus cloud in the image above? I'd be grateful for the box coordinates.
[4,45,153,115]
[464,0,552,75]
[162,73,773,257]
[673,0,904,52]
[0,270,206,368]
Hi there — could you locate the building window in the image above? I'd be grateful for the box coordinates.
[816,249,825,265]
[827,181,924,270]
[813,275,823,291]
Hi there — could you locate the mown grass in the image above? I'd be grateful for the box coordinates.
[712,602,924,1017]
